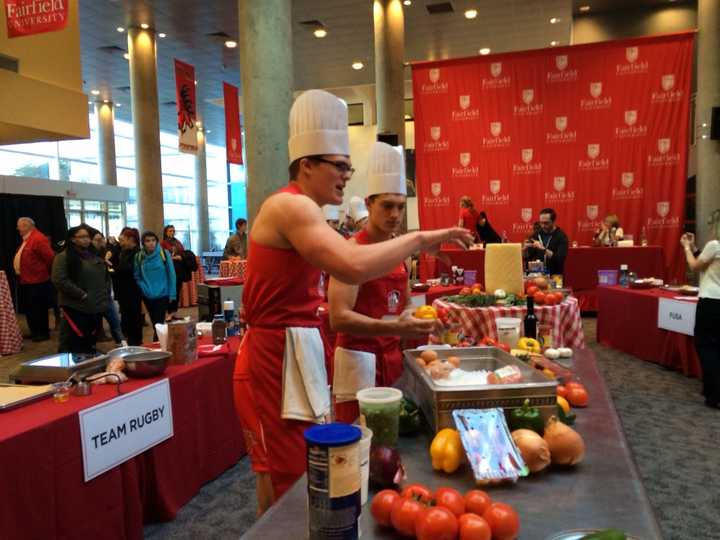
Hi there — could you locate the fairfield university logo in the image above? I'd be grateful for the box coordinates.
[482,62,511,89]
[544,176,576,203]
[617,46,649,75]
[482,121,511,148]
[612,172,644,200]
[546,116,577,144]
[577,204,602,232]
[423,181,451,207]
[651,74,683,104]
[452,152,480,178]
[514,88,543,116]
[615,109,648,138]
[547,55,578,83]
[648,138,681,167]
[581,82,612,110]
[452,94,480,121]
[420,68,449,94]
[512,148,542,175]
[424,126,449,152]
[578,143,610,171]
[512,207,535,234]
[481,179,510,206]
[646,201,680,229]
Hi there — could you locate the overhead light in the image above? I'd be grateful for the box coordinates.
[702,123,708,127]
[140,23,149,30]
[479,47,491,55]
[116,103,122,107]
[224,40,238,48]
[116,26,125,33]
[702,135,708,139]
[404,114,411,120]
[103,99,109,104]
[579,5,590,12]
[314,27,327,38]
[206,129,211,133]
[352,61,364,70]
[464,9,478,19]
[550,17,560,24]
[550,41,559,46]
[158,32,166,38]
[91,89,100,95]
[123,53,130,60]
[403,0,412,5]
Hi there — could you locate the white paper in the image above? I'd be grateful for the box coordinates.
[657,298,696,336]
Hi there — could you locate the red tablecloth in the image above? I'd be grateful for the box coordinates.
[596,285,701,378]
[0,270,23,355]
[0,336,244,540]
[178,258,205,308]
[219,259,248,279]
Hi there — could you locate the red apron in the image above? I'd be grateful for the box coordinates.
[232,182,328,499]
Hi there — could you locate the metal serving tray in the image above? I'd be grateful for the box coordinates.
[9,352,108,384]
[398,347,557,433]
[0,383,54,412]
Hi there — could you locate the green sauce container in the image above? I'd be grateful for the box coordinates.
[356,387,403,447]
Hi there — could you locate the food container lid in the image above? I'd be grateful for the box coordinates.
[356,387,403,404]
[496,317,522,327]
[223,300,234,311]
[304,423,362,447]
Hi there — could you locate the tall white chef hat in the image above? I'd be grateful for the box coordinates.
[323,204,341,221]
[367,142,406,197]
[348,196,369,222]
[288,90,350,162]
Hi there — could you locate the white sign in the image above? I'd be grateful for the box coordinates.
[410,294,427,308]
[79,379,174,482]
[657,298,696,336]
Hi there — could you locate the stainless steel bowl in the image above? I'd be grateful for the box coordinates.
[107,346,153,359]
[122,351,171,378]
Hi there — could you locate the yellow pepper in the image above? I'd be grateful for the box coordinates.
[429,428,464,473]
[517,337,541,354]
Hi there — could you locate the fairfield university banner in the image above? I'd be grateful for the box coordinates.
[4,0,68,37]
[223,82,243,164]
[174,59,198,154]
[412,33,693,279]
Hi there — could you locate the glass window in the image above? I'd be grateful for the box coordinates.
[67,212,82,228]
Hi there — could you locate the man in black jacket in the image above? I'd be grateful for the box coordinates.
[525,208,569,275]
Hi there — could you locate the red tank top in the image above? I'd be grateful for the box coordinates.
[242,183,324,328]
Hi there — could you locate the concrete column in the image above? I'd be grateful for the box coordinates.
[128,26,164,234]
[373,0,405,146]
[238,0,293,225]
[195,129,210,253]
[94,102,117,186]
[696,0,720,245]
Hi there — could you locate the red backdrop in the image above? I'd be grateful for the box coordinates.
[412,33,693,279]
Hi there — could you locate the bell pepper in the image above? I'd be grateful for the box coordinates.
[429,428,463,473]
[517,337,541,354]
[399,398,423,435]
[508,399,544,434]
[557,404,576,426]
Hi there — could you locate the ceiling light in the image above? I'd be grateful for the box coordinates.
[140,23,149,30]
[579,5,590,12]
[206,129,211,133]
[702,123,708,127]
[224,40,237,48]
[464,9,478,19]
[123,53,130,60]
[702,135,708,139]
[352,61,364,70]
[103,99,109,103]
[91,89,100,95]
[404,114,411,120]
[550,41,559,46]
[479,47,491,55]
[314,27,327,38]
[158,32,166,38]
[116,103,122,107]
[403,0,411,5]
[116,26,125,33]
[550,17,560,23]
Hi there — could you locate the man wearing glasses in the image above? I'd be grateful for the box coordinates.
[524,207,569,275]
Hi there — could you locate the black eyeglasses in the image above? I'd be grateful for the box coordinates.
[312,157,355,178]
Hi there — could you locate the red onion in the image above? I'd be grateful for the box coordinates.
[369,446,406,488]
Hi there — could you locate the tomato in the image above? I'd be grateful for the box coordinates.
[401,483,433,504]
[434,487,466,517]
[391,496,425,537]
[565,381,584,390]
[436,307,450,324]
[533,292,546,305]
[497,343,511,353]
[526,285,539,296]
[533,276,549,290]
[480,336,498,346]
[567,386,589,407]
[483,502,520,540]
[464,489,492,516]
[460,287,472,296]
[556,384,568,399]
[554,292,565,304]
[458,513,492,540]
[416,506,459,540]
[370,489,400,526]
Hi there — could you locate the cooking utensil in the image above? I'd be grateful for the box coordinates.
[72,372,124,396]
[122,351,171,378]
[107,346,153,359]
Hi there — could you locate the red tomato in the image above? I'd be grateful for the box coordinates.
[460,287,472,296]
[556,385,568,399]
[565,381,584,390]
[533,292,546,305]
[526,285,539,296]
[458,513,492,540]
[416,506,459,540]
[370,489,400,526]
[483,502,520,540]
[434,487,466,517]
[464,490,492,516]
[480,336,498,347]
[497,343,511,353]
[545,294,557,306]
[436,307,450,324]
[554,292,565,304]
[391,497,425,537]
[401,483,433,504]
[567,386,589,407]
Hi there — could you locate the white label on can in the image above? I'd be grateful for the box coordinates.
[329,443,360,498]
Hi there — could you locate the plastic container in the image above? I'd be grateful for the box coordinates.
[463,269,477,285]
[495,317,522,349]
[356,387,403,447]
[357,426,373,505]
[211,315,227,345]
[597,269,619,286]
[304,423,362,540]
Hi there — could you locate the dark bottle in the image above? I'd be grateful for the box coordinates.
[524,295,537,339]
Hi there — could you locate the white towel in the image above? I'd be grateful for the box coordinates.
[332,347,376,403]
[281,327,331,423]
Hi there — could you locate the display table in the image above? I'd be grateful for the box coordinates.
[0,336,244,540]
[240,348,663,540]
[433,296,586,349]
[597,285,701,378]
[178,257,205,308]
[219,259,248,279]
[0,270,23,355]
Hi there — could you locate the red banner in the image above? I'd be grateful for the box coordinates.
[5,0,68,37]
[412,33,693,280]
[174,59,198,154]
[223,82,243,164]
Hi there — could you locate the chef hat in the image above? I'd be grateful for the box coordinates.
[348,196,369,222]
[367,142,406,197]
[323,204,340,221]
[288,90,350,162]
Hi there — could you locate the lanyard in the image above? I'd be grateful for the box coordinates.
[540,233,553,250]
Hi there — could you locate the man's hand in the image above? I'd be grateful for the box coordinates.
[394,309,444,338]
[531,240,544,250]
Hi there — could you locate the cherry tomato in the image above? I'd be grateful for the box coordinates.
[483,502,520,540]
[370,489,400,527]
[416,506,459,540]
[481,336,498,347]
[460,287,472,296]
[556,384,568,399]
[464,489,492,516]
[526,285,539,296]
[459,513,492,540]
[533,292,546,305]
[434,487,466,517]
[567,386,589,407]
[391,496,425,537]
[401,483,433,504]
[497,343,511,353]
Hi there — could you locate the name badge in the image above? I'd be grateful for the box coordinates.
[657,298,696,336]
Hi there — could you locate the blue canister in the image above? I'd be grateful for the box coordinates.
[304,423,362,540]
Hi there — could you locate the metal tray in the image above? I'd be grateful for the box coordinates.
[398,346,557,432]
[9,352,108,384]
[0,383,54,412]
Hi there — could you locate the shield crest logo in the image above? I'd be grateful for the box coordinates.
[490,62,502,77]
[555,116,567,132]
[490,122,502,137]
[522,88,534,105]
[521,208,533,223]
[586,205,599,220]
[590,82,602,98]
[555,55,568,71]
[521,148,533,164]
[231,138,237,151]
[430,126,441,141]
[657,201,670,218]
[429,68,440,83]
[661,74,675,91]
[553,176,566,192]
[431,182,441,196]
[387,290,401,314]
[489,180,501,194]
[658,138,671,154]
[626,46,638,63]
[459,95,470,110]
[621,172,634,188]
[624,110,637,126]
[460,153,471,168]
[587,144,600,160]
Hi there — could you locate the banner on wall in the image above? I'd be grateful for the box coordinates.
[5,0,69,37]
[411,32,694,280]
[223,82,243,164]
[174,59,198,154]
